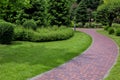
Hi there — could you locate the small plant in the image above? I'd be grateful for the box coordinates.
[0,22,14,44]
[23,20,37,30]
[115,28,120,36]
[108,27,115,34]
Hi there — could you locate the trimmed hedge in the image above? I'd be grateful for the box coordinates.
[104,26,110,31]
[0,22,14,44]
[115,28,120,36]
[23,20,37,30]
[108,27,115,34]
[14,26,74,42]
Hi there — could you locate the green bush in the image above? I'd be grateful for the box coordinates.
[76,23,83,28]
[33,27,74,42]
[84,23,94,28]
[115,28,120,36]
[0,19,5,22]
[0,22,14,44]
[112,23,120,28]
[14,27,34,41]
[104,26,110,31]
[70,21,74,27]
[84,22,103,28]
[52,25,59,30]
[14,27,74,42]
[23,20,37,30]
[108,27,115,34]
[92,23,103,28]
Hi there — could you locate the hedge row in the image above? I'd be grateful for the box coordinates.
[14,26,74,42]
[0,20,74,44]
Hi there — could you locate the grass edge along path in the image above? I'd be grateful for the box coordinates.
[98,30,120,80]
[0,31,92,80]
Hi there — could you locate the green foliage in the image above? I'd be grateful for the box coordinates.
[75,1,89,26]
[91,22,103,28]
[115,28,120,36]
[76,23,83,28]
[69,21,75,27]
[112,23,120,28]
[96,6,109,25]
[23,20,37,30]
[108,27,115,34]
[48,0,72,26]
[97,0,120,26]
[14,27,34,41]
[76,0,101,10]
[23,0,48,26]
[14,27,74,42]
[76,22,103,28]
[0,19,5,22]
[104,26,109,31]
[0,0,30,23]
[0,22,14,44]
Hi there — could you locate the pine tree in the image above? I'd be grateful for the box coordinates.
[75,1,89,26]
[48,0,72,26]
[22,0,48,26]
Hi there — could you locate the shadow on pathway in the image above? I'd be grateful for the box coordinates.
[29,29,118,80]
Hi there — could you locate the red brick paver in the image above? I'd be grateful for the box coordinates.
[29,29,118,80]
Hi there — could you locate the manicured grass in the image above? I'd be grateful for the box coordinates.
[98,30,120,80]
[0,31,92,80]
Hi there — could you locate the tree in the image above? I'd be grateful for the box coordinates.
[76,0,101,10]
[48,0,73,26]
[97,0,120,26]
[0,0,30,23]
[75,0,89,26]
[20,0,48,26]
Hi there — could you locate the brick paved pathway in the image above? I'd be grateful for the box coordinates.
[30,29,118,80]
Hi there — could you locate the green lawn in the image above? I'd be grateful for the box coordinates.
[98,30,120,80]
[0,31,92,80]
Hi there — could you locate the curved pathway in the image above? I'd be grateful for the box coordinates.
[30,29,118,80]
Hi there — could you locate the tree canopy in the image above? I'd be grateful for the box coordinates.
[97,0,120,26]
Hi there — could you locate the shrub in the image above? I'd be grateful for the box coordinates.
[0,22,14,44]
[84,23,89,28]
[52,25,59,30]
[70,21,74,27]
[84,23,95,28]
[108,27,115,34]
[14,27,74,42]
[34,27,74,42]
[104,26,110,31]
[23,20,37,30]
[14,27,34,41]
[112,23,120,28]
[115,28,120,36]
[0,19,5,22]
[92,23,103,28]
[76,23,83,28]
